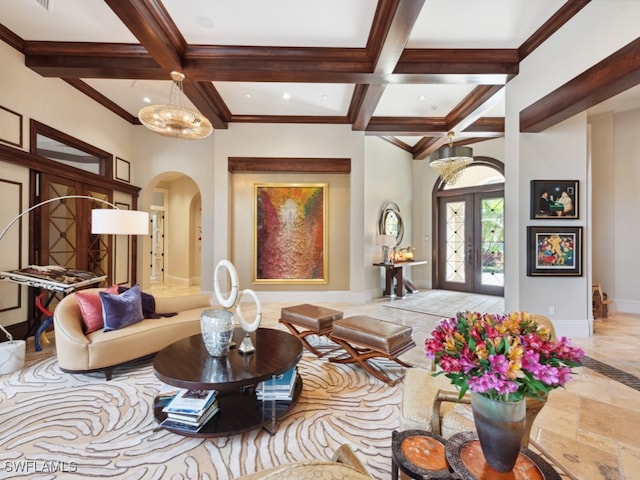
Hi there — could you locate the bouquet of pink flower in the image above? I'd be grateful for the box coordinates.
[425,311,584,402]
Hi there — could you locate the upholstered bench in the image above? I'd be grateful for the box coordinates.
[329,315,415,386]
[279,304,343,357]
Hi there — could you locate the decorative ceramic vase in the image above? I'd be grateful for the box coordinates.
[471,392,526,472]
[200,308,235,357]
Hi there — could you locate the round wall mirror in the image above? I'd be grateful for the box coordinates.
[378,201,404,246]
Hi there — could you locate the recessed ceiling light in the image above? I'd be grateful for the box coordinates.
[143,97,151,103]
[282,93,291,100]
[245,94,252,99]
[419,95,426,101]
[195,16,214,29]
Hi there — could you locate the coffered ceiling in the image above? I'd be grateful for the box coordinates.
[1,0,638,159]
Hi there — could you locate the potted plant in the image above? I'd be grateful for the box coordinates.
[425,311,584,472]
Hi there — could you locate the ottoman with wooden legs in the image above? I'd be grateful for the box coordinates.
[329,316,415,386]
[279,304,344,357]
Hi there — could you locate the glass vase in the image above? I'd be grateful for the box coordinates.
[471,392,526,472]
[200,308,234,357]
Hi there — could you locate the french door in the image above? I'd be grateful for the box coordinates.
[37,173,113,281]
[437,189,504,296]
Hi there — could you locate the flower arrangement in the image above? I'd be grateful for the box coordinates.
[425,311,584,402]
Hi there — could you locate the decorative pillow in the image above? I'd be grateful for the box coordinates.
[100,284,144,332]
[76,285,119,334]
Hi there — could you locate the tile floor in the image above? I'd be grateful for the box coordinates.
[147,283,640,479]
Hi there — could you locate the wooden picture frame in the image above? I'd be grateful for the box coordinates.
[530,180,579,219]
[527,226,583,276]
[254,183,327,284]
[115,157,131,183]
[0,105,23,148]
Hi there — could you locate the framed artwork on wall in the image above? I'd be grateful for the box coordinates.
[527,226,583,276]
[530,180,579,219]
[115,157,131,183]
[254,183,327,284]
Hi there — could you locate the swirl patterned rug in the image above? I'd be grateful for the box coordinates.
[0,338,404,480]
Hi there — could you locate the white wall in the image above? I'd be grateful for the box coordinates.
[611,109,640,313]
[502,0,640,337]
[364,137,415,299]
[213,123,367,303]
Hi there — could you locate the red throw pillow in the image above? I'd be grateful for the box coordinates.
[76,285,119,333]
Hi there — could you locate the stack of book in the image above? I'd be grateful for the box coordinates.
[256,367,297,402]
[160,388,219,433]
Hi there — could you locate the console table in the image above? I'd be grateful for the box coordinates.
[0,265,107,342]
[374,260,427,298]
[153,327,303,437]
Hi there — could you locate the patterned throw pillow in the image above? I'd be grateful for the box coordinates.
[100,284,144,332]
[76,285,119,334]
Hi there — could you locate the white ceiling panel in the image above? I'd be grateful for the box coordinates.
[214,82,354,116]
[163,0,377,47]
[375,84,477,117]
[408,0,567,48]
[0,0,138,43]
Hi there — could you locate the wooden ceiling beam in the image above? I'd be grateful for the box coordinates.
[228,157,351,173]
[25,42,165,79]
[412,136,445,160]
[24,42,516,84]
[104,0,184,71]
[365,117,448,136]
[445,85,505,132]
[350,0,425,131]
[518,0,592,60]
[520,36,640,133]
[105,0,230,129]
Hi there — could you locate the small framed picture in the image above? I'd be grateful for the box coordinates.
[115,157,131,183]
[530,180,578,219]
[527,226,583,276]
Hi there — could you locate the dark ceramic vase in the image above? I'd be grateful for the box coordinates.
[471,392,526,472]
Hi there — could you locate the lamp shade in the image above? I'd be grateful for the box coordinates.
[91,209,149,235]
[430,145,473,163]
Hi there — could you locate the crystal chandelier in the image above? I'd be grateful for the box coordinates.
[138,71,213,140]
[429,131,473,184]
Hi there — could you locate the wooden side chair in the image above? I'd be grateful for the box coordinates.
[592,283,613,319]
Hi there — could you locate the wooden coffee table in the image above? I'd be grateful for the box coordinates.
[153,327,303,437]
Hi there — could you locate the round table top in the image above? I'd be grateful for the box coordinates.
[392,429,451,479]
[446,432,561,480]
[153,327,303,391]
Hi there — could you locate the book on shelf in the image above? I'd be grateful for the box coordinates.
[256,367,297,401]
[162,388,218,415]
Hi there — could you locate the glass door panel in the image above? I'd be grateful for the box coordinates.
[476,193,504,295]
[437,191,504,296]
[439,195,472,292]
[445,200,466,284]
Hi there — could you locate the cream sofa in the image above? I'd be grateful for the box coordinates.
[53,288,213,380]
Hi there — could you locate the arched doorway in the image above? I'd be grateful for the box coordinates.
[432,157,505,296]
[142,173,201,291]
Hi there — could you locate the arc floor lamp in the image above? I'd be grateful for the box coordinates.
[0,195,149,374]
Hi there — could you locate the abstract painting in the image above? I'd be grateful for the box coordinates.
[254,183,327,283]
